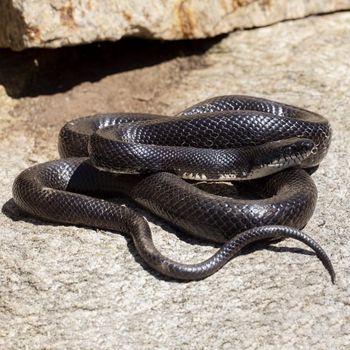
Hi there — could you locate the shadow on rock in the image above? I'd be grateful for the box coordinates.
[0,36,224,98]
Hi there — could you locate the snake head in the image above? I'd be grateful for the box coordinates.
[247,137,315,179]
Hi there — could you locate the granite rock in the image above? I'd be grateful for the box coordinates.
[1,11,350,350]
[1,0,350,50]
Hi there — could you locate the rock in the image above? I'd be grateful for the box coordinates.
[1,0,350,50]
[1,11,350,350]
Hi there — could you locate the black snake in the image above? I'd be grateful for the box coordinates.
[12,95,335,282]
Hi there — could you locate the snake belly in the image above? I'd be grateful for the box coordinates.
[12,95,335,282]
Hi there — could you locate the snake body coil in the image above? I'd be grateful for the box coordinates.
[12,95,335,282]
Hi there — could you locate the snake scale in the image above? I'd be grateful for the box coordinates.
[12,95,335,282]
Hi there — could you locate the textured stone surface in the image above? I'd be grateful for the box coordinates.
[2,0,350,50]
[1,11,350,350]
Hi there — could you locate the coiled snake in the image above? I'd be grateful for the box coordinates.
[12,95,335,282]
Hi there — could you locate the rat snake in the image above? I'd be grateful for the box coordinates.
[12,95,335,282]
